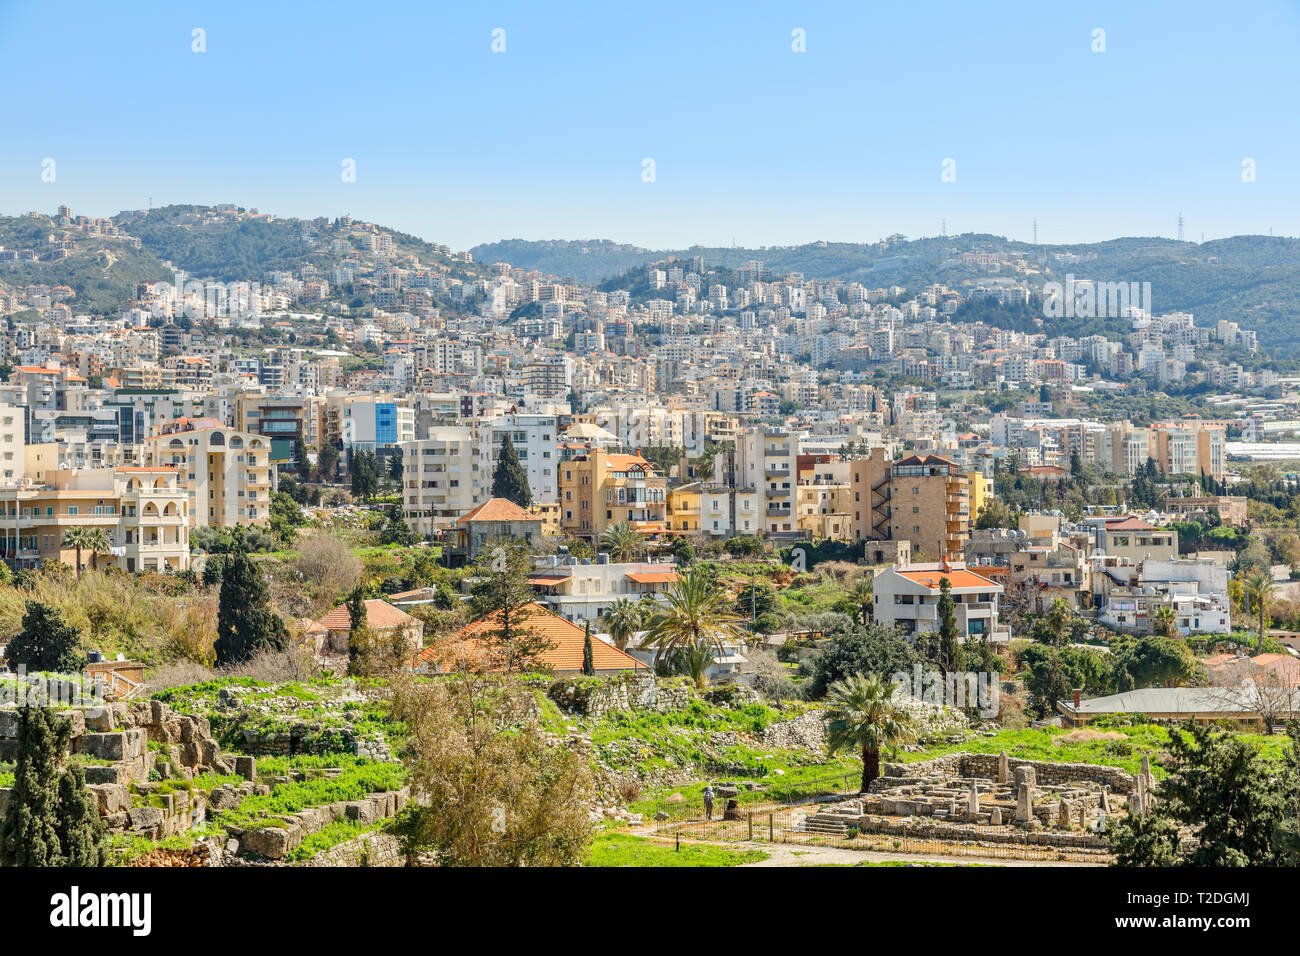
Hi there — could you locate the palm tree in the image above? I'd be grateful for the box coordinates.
[61,526,97,577]
[663,642,714,689]
[1244,570,1275,654]
[85,528,111,572]
[848,576,874,625]
[642,565,746,666]
[599,521,642,563]
[602,597,644,651]
[1152,605,1177,638]
[824,673,920,792]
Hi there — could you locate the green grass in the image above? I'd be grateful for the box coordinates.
[585,832,767,867]
[285,819,381,862]
[902,723,1290,777]
[217,761,405,831]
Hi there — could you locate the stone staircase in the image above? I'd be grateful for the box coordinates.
[800,810,855,836]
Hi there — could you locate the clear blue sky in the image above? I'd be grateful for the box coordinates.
[2,0,1298,250]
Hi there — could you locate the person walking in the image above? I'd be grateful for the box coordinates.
[702,785,715,821]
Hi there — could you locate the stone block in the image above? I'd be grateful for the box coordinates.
[234,756,257,781]
[241,827,294,860]
[128,806,164,830]
[88,783,131,815]
[344,800,377,824]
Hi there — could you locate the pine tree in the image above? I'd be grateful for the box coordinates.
[491,434,532,508]
[214,537,288,665]
[0,706,103,867]
[4,601,85,673]
[582,621,595,676]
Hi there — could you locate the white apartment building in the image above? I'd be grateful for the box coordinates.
[872,562,1010,643]
[478,413,559,504]
[401,428,480,536]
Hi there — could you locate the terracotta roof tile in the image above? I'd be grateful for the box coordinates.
[415,603,646,674]
[457,497,540,524]
[313,599,416,631]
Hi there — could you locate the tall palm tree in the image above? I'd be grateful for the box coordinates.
[85,528,111,572]
[848,576,874,625]
[1244,570,1275,654]
[642,565,746,664]
[601,597,644,651]
[824,673,920,792]
[1152,605,1177,639]
[599,521,641,563]
[61,526,97,577]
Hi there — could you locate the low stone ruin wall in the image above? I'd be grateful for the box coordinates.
[881,752,1137,795]
[226,786,410,861]
[854,814,1110,849]
[309,832,405,867]
[548,674,692,717]
[239,723,392,762]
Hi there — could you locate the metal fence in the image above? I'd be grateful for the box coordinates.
[642,773,858,826]
[646,779,1112,864]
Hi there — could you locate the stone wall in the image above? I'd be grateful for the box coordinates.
[853,814,1110,849]
[239,723,392,762]
[227,786,410,861]
[309,832,405,867]
[548,674,692,718]
[879,752,1137,795]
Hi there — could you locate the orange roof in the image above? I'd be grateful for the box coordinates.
[415,603,646,674]
[625,571,679,584]
[313,599,416,632]
[895,568,1000,591]
[528,571,572,584]
[457,497,540,524]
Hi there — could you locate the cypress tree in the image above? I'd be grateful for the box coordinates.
[582,621,595,677]
[215,535,288,666]
[936,577,965,673]
[0,706,103,867]
[491,434,532,508]
[55,763,106,866]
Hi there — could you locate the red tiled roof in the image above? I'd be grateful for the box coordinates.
[457,497,540,524]
[414,603,646,673]
[313,599,416,632]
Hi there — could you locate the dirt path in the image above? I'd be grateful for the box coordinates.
[628,828,1103,867]
[738,841,1102,867]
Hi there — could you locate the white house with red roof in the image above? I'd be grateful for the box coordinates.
[873,558,1010,643]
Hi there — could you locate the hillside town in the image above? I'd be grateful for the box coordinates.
[1,202,1299,879]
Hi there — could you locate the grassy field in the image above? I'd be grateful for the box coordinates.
[585,832,768,867]
[624,716,1293,820]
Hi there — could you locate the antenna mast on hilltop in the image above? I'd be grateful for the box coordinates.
[1033,218,1038,245]
[1177,213,1184,242]
[941,219,947,237]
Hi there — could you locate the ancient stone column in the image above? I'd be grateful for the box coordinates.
[997,751,1010,784]
[968,781,980,820]
[1015,782,1034,823]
